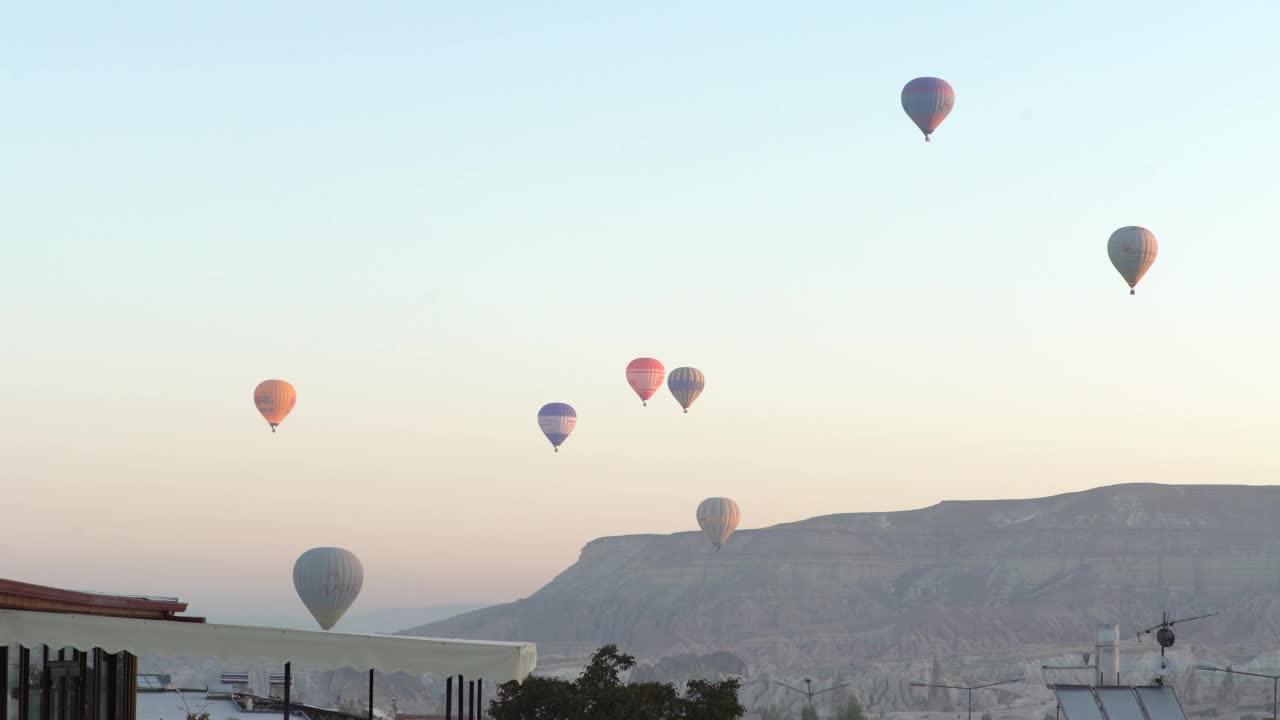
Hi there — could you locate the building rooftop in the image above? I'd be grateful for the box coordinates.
[0,577,201,621]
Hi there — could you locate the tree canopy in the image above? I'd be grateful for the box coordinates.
[489,644,745,720]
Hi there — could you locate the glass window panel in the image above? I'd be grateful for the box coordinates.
[25,646,43,720]
[95,654,109,720]
[48,677,60,720]
[112,655,126,720]
[66,678,80,720]
[6,646,18,720]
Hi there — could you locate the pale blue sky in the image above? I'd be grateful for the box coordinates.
[2,2,1278,616]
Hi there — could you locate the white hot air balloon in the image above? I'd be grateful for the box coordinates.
[292,547,364,630]
[1107,226,1158,295]
[696,497,740,551]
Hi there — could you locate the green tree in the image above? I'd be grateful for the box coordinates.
[489,644,744,720]
[680,678,744,720]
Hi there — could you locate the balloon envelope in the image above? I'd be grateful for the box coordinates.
[901,77,954,141]
[254,379,296,432]
[667,367,705,413]
[1107,226,1158,295]
[292,547,363,631]
[538,403,577,451]
[626,358,666,405]
[696,497,740,550]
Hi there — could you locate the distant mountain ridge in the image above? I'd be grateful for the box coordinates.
[399,484,1280,668]
[210,603,489,634]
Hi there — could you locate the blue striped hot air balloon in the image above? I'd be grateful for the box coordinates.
[537,403,577,452]
[667,367,705,413]
[901,77,954,142]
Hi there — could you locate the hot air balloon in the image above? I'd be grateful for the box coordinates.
[626,358,665,406]
[292,547,363,631]
[696,497,740,551]
[1107,226,1158,295]
[537,403,577,452]
[254,379,296,433]
[901,77,954,142]
[667,367,705,413]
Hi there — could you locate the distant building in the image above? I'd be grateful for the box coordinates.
[137,689,262,720]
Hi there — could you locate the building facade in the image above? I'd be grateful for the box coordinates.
[3,578,202,720]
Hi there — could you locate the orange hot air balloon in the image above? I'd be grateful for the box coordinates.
[254,379,296,433]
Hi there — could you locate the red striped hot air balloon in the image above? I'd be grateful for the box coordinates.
[254,379,296,433]
[626,358,665,406]
[1107,226,1158,295]
[901,77,954,142]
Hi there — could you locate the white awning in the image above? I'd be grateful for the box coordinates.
[0,610,536,683]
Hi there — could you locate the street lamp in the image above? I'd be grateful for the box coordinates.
[911,677,1024,720]
[1196,664,1279,720]
[776,678,851,712]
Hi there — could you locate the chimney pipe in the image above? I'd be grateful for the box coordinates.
[1096,625,1120,686]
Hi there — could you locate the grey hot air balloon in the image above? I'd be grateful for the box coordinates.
[696,497,740,551]
[292,547,363,630]
[1107,226,1158,295]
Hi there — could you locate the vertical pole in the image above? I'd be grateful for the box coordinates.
[1273,676,1276,720]
[477,680,483,720]
[1,645,8,720]
[18,647,30,720]
[0,645,7,720]
[968,688,973,720]
[41,646,49,720]
[125,654,138,720]
[368,669,374,720]
[78,649,88,720]
[445,677,452,720]
[283,663,291,720]
[90,650,101,720]
[468,681,474,720]
[104,653,114,720]
[456,676,463,720]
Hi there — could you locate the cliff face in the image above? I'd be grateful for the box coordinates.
[402,484,1280,670]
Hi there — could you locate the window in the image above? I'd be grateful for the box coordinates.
[20,646,41,720]
[4,645,16,720]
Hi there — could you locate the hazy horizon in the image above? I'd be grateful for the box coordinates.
[4,1,1279,618]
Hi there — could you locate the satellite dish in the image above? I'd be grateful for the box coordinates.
[1137,610,1219,656]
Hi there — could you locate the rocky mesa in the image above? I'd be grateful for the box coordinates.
[401,483,1280,677]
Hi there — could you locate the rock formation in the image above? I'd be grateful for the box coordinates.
[396,483,1280,715]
